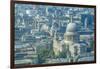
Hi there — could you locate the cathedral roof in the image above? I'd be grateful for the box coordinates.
[66,23,79,32]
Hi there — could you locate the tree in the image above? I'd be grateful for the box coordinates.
[37,47,54,64]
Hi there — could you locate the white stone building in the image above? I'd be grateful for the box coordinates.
[53,20,87,62]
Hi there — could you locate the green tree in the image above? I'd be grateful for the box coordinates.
[37,47,54,64]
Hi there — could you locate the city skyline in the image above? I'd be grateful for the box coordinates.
[14,3,95,65]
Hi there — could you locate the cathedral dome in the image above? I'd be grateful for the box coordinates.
[67,23,79,32]
[41,24,49,32]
